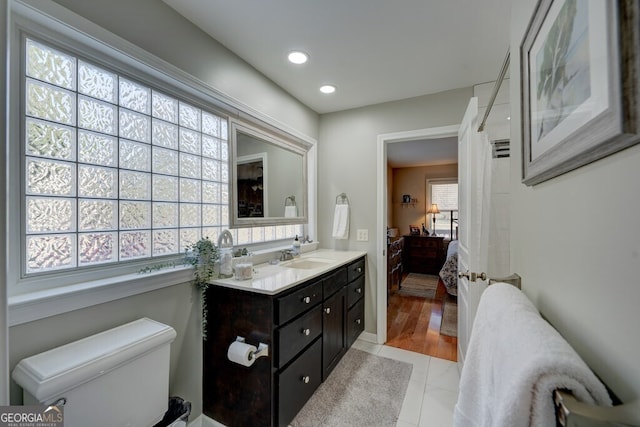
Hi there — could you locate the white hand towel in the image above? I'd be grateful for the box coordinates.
[454,283,611,427]
[284,205,297,218]
[332,204,350,240]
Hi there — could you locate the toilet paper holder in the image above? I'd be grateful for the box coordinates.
[235,336,269,361]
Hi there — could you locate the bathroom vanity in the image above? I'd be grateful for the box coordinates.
[203,250,366,427]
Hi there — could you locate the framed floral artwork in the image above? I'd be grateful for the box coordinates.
[521,0,639,185]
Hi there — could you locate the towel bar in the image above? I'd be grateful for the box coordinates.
[335,193,350,205]
[554,389,640,426]
[488,273,521,289]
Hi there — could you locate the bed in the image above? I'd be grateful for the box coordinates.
[439,240,458,296]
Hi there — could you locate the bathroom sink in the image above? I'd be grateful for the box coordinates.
[281,258,333,270]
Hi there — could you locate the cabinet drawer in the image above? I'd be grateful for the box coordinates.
[277,306,322,368]
[346,300,365,348]
[418,239,439,248]
[347,275,364,308]
[347,258,365,282]
[323,267,348,298]
[277,338,322,427]
[411,249,438,258]
[275,279,323,325]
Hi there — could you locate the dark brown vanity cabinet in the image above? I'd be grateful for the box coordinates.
[203,256,365,427]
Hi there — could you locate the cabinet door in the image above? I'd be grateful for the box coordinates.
[322,287,346,380]
[347,299,365,348]
[347,275,365,308]
[323,267,348,298]
[277,338,322,427]
[277,306,322,368]
[275,279,323,325]
[347,258,365,282]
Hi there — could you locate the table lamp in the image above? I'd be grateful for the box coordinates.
[427,203,440,235]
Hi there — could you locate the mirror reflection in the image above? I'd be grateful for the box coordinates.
[230,121,309,227]
[236,154,266,218]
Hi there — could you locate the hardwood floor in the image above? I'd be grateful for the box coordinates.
[386,274,458,362]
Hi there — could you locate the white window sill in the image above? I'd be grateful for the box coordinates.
[7,242,320,326]
[8,266,194,326]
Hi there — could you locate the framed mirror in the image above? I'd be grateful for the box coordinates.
[230,119,310,227]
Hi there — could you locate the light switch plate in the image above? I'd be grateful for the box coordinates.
[356,229,368,241]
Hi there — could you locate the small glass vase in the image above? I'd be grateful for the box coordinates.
[219,248,233,278]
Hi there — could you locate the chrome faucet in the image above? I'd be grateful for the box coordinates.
[280,249,294,261]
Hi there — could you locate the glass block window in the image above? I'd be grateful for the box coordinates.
[23,38,232,274]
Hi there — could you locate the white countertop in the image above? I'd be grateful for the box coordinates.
[208,249,366,295]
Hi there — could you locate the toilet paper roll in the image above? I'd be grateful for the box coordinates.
[227,341,257,367]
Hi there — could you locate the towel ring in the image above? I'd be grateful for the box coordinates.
[336,193,350,205]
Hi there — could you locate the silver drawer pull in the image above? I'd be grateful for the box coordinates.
[357,267,362,273]
[356,319,361,325]
[301,375,310,384]
[355,288,362,294]
[302,296,311,304]
[302,328,310,336]
[324,307,331,314]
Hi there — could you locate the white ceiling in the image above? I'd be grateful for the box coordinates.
[162,0,511,115]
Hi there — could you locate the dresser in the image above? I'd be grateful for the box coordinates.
[403,235,445,275]
[387,236,403,290]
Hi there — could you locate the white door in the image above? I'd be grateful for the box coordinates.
[457,97,490,371]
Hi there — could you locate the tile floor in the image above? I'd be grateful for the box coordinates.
[352,339,460,427]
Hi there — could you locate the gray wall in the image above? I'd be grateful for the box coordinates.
[317,88,472,335]
[9,283,202,413]
[49,0,319,140]
[391,163,458,237]
[8,0,321,418]
[510,0,640,401]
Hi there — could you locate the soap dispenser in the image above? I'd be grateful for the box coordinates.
[292,235,301,256]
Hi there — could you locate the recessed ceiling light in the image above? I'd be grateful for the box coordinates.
[320,84,336,94]
[287,51,308,65]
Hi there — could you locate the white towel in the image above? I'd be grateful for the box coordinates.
[284,205,297,218]
[332,204,350,240]
[454,283,611,427]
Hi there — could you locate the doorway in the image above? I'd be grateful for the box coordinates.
[376,125,459,359]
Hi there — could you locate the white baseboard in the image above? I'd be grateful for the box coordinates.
[358,331,379,344]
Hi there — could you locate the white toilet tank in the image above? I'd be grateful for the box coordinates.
[12,318,177,427]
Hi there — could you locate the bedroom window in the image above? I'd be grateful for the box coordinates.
[22,37,232,274]
[427,179,458,239]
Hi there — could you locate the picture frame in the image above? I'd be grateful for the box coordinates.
[521,0,639,186]
[409,225,421,236]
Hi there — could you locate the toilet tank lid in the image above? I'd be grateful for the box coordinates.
[12,317,177,402]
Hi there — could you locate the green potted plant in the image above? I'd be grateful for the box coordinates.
[185,237,219,339]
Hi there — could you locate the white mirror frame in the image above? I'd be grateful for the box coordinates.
[229,119,310,228]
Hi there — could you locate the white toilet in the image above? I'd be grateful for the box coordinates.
[12,317,177,427]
